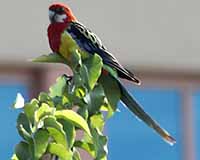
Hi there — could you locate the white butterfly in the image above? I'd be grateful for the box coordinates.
[13,93,25,109]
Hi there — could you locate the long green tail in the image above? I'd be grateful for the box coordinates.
[118,80,176,145]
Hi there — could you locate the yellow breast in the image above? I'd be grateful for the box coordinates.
[59,31,89,62]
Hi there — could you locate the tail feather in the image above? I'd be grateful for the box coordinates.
[118,80,176,145]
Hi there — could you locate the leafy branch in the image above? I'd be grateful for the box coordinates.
[12,51,121,160]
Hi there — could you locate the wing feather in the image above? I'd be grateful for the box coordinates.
[67,21,141,84]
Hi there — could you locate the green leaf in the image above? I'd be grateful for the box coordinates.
[43,116,67,148]
[17,113,32,141]
[18,125,32,142]
[38,92,54,107]
[74,86,86,98]
[99,74,121,118]
[55,110,91,137]
[48,143,73,160]
[50,76,67,98]
[35,103,54,123]
[11,154,19,160]
[70,50,82,71]
[83,54,103,90]
[84,84,105,114]
[73,72,84,89]
[31,53,67,64]
[82,132,93,144]
[58,119,76,149]
[30,98,39,106]
[74,141,95,158]
[28,138,35,159]
[34,129,49,159]
[62,95,70,106]
[15,141,31,160]
[48,128,67,146]
[90,128,107,160]
[72,148,81,160]
[24,101,39,124]
[79,65,90,89]
[77,105,89,120]
[100,102,115,119]
[90,113,104,131]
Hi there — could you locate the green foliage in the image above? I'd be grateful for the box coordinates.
[12,51,121,160]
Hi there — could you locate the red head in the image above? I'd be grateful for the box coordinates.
[48,3,77,52]
[49,3,76,24]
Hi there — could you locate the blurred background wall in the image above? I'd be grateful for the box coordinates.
[0,0,200,159]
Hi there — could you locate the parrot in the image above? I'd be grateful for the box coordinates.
[47,2,175,145]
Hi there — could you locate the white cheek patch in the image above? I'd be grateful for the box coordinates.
[55,14,67,22]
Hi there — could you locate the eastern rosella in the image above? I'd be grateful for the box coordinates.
[47,3,175,145]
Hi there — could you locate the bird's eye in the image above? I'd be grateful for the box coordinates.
[56,7,65,14]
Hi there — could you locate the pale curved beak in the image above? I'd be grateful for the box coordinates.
[49,10,56,23]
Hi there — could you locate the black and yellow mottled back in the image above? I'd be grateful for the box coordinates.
[66,21,141,84]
